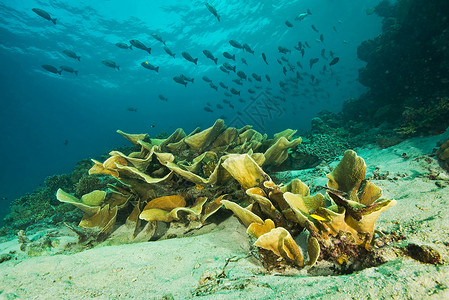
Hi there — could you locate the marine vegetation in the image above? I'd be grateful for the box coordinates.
[56,119,396,272]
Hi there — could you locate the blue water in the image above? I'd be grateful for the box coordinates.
[0,0,381,222]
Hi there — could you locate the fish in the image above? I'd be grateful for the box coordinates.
[278,46,291,54]
[241,58,248,65]
[311,25,319,32]
[262,53,268,65]
[305,42,311,48]
[127,107,137,112]
[243,43,254,54]
[59,65,78,76]
[229,104,235,109]
[158,94,168,101]
[333,26,338,33]
[163,46,175,58]
[238,111,242,115]
[182,52,198,65]
[285,20,293,27]
[219,82,228,89]
[219,66,230,74]
[223,99,231,104]
[203,50,218,64]
[102,60,120,70]
[232,79,243,85]
[301,49,305,57]
[320,34,324,43]
[251,73,261,82]
[287,63,295,71]
[173,76,188,87]
[115,42,132,50]
[217,104,224,109]
[297,61,303,69]
[329,57,340,66]
[237,70,247,80]
[32,8,56,24]
[224,92,232,97]
[223,52,235,60]
[151,33,166,45]
[64,140,68,146]
[202,76,212,83]
[295,13,308,21]
[265,74,271,82]
[129,40,151,54]
[210,83,218,90]
[309,58,319,69]
[141,61,159,72]
[248,89,255,94]
[281,56,289,62]
[277,59,282,65]
[204,106,213,112]
[283,66,287,75]
[42,64,61,75]
[321,49,328,60]
[238,98,246,103]
[205,2,220,21]
[62,50,80,61]
[180,74,194,83]
[230,88,240,96]
[229,40,244,50]
[223,63,236,72]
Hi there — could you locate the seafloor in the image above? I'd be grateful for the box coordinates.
[1,129,449,299]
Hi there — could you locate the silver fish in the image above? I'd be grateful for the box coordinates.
[102,60,120,70]
[32,8,56,24]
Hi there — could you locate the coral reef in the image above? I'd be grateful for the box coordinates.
[327,0,449,138]
[56,120,394,272]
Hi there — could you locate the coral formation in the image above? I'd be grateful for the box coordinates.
[54,120,394,272]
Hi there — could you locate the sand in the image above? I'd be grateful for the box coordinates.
[1,131,449,299]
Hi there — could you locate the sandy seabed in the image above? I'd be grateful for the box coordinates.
[1,131,449,300]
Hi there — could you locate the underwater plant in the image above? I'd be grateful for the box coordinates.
[56,119,395,272]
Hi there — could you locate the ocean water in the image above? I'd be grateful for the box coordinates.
[0,0,382,223]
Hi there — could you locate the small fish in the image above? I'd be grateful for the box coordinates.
[115,42,132,50]
[229,103,234,109]
[229,40,244,50]
[301,49,305,57]
[129,40,151,54]
[205,2,220,22]
[278,46,291,54]
[241,58,248,65]
[158,94,168,101]
[311,25,319,32]
[243,43,254,54]
[219,82,228,89]
[333,26,338,32]
[305,42,311,48]
[219,66,230,74]
[204,106,213,112]
[62,50,80,61]
[265,74,271,82]
[59,65,78,76]
[238,98,246,103]
[32,8,56,24]
[262,53,268,65]
[329,57,340,66]
[277,59,282,65]
[248,89,255,94]
[320,34,324,43]
[251,73,261,82]
[296,61,303,69]
[203,50,218,64]
[281,56,289,62]
[202,76,212,83]
[180,74,194,83]
[283,66,287,75]
[141,61,159,72]
[42,64,61,75]
[223,52,235,60]
[237,70,247,80]
[230,88,240,96]
[151,33,166,45]
[64,140,68,146]
[182,52,198,64]
[223,99,231,104]
[232,79,243,85]
[173,76,188,87]
[285,20,293,27]
[163,46,175,58]
[309,58,319,69]
[224,92,232,97]
[210,83,218,90]
[321,49,328,60]
[223,63,236,72]
[102,60,120,70]
[127,107,137,112]
[217,104,224,109]
[287,62,295,71]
